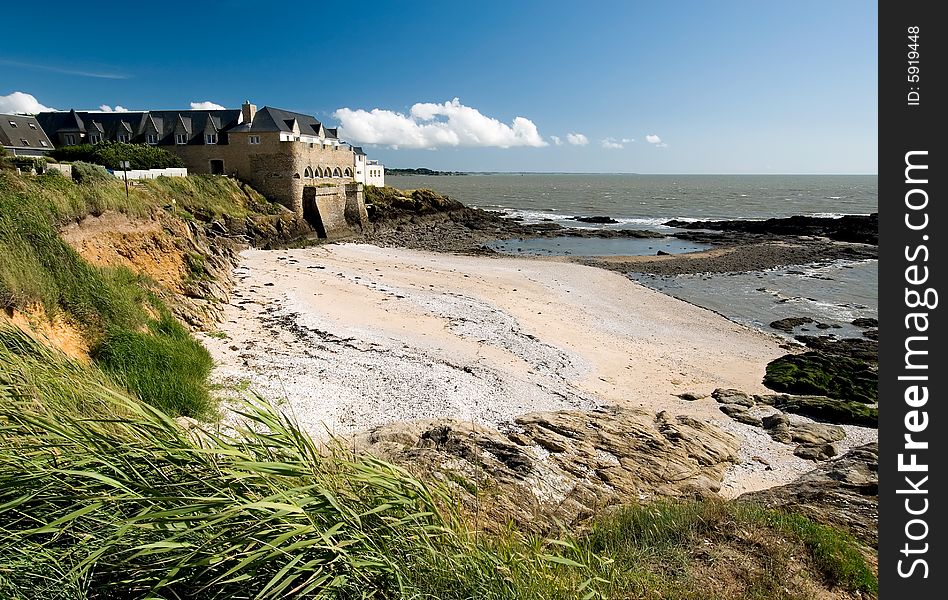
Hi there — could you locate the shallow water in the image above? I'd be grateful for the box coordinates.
[388,174,879,334]
[629,259,878,338]
[486,236,711,257]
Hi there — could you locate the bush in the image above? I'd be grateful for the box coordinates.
[51,142,184,170]
[94,312,215,418]
[71,161,112,185]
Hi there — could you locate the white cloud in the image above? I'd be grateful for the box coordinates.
[646,134,662,144]
[190,101,226,110]
[621,138,634,143]
[600,137,625,149]
[565,132,589,146]
[550,135,562,146]
[98,104,129,113]
[335,98,547,149]
[0,91,53,114]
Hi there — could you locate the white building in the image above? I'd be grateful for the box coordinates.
[352,146,385,187]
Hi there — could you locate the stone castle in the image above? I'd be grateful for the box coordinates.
[37,102,385,238]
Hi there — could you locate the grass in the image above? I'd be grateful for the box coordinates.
[94,312,215,417]
[0,171,266,418]
[0,326,878,599]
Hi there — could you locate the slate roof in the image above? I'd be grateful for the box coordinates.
[37,109,242,145]
[228,107,336,139]
[37,105,339,145]
[0,113,54,151]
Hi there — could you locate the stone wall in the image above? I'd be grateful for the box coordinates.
[302,183,367,239]
[166,132,359,218]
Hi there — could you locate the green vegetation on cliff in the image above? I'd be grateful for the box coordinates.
[50,142,185,170]
[0,171,288,417]
[364,185,464,220]
[0,327,877,599]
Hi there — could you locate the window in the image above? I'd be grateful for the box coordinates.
[20,138,29,146]
[8,121,16,128]
[249,135,260,144]
[146,134,158,145]
[117,134,129,143]
[89,134,101,144]
[64,134,76,145]
[175,133,187,145]
[205,133,217,145]
[28,122,37,130]
[40,140,48,147]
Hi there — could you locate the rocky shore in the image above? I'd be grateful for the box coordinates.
[356,187,878,277]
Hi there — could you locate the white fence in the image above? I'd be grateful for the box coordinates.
[111,167,188,180]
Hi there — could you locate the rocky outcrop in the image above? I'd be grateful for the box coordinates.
[665,213,878,245]
[713,388,859,459]
[769,317,815,333]
[353,406,739,531]
[571,215,619,224]
[764,351,877,404]
[740,443,879,547]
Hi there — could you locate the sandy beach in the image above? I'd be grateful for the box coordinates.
[201,243,876,496]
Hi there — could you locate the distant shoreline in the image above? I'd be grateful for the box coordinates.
[386,171,880,177]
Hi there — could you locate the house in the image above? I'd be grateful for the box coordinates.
[37,102,378,238]
[0,113,54,156]
[351,146,385,187]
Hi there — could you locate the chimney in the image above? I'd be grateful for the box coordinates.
[242,100,257,125]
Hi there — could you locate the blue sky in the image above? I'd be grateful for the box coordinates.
[1,0,877,173]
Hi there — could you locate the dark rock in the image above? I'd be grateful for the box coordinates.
[763,351,877,404]
[656,250,671,256]
[570,216,619,224]
[851,317,878,328]
[794,335,877,363]
[740,443,878,546]
[664,213,878,245]
[770,317,815,333]
[767,394,877,427]
[862,328,878,340]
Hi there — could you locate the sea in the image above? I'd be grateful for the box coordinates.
[387,174,878,339]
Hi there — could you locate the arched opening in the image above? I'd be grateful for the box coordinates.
[344,167,352,178]
[315,166,323,178]
[332,167,342,177]
[293,172,301,179]
[303,167,312,178]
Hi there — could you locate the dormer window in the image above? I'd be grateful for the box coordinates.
[28,122,37,130]
[175,133,188,145]
[146,134,159,145]
[64,134,76,145]
[20,138,29,146]
[117,134,130,143]
[89,134,101,144]
[8,121,16,128]
[205,133,217,145]
[40,140,48,147]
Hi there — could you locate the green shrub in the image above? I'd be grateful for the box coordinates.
[94,312,215,418]
[71,160,112,185]
[0,171,215,417]
[52,142,184,170]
